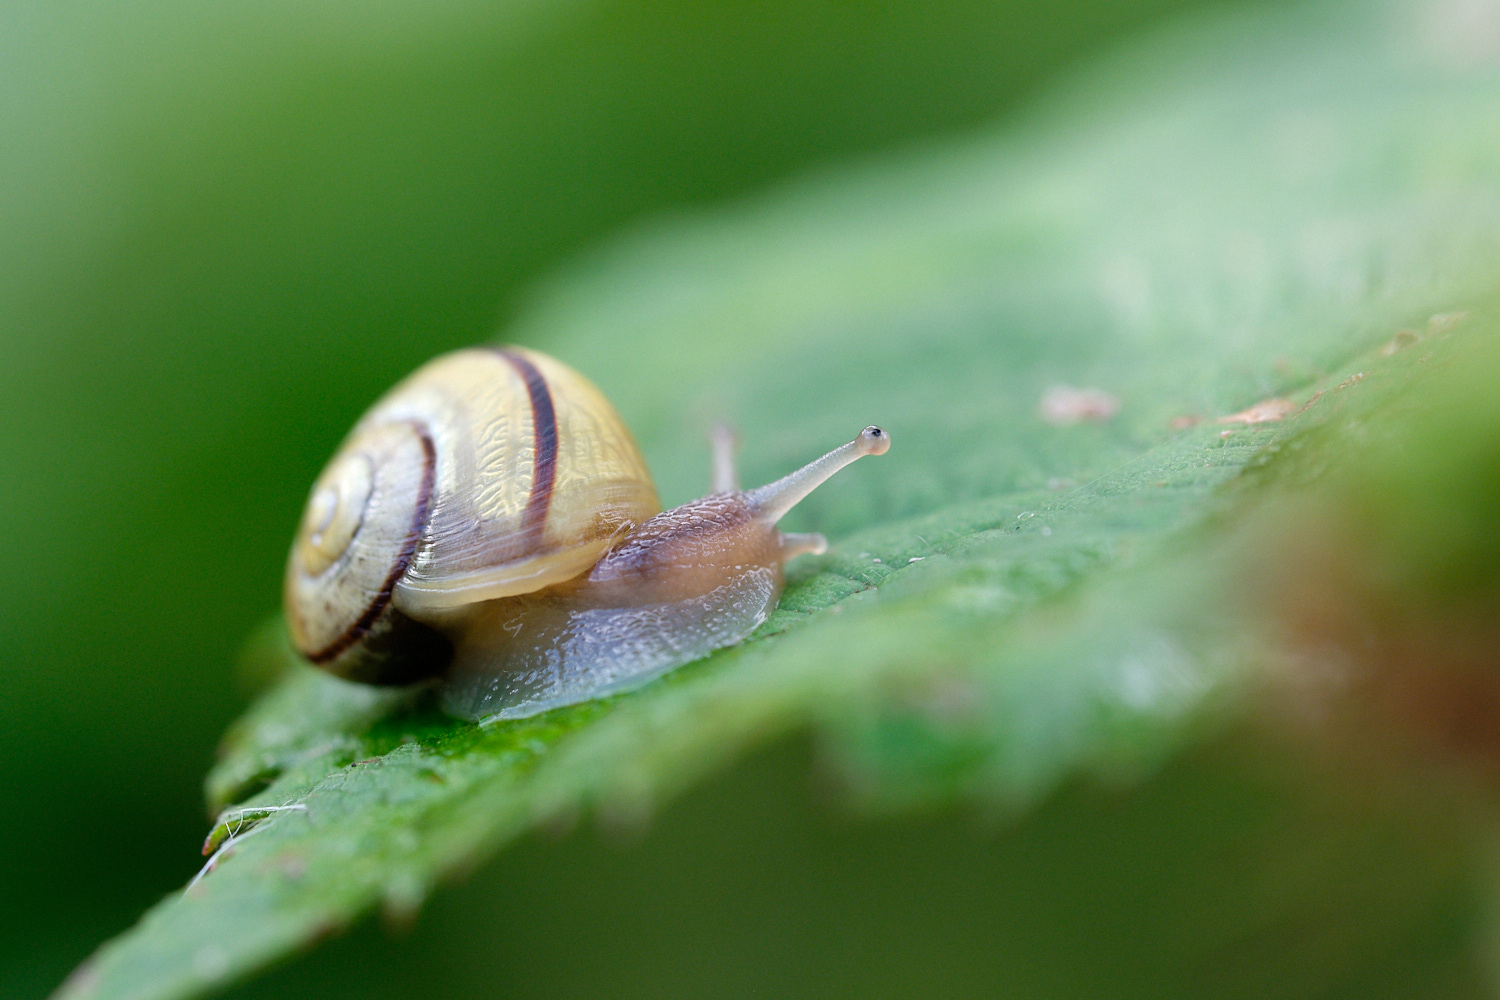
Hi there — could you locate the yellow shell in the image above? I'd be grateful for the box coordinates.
[284,347,659,680]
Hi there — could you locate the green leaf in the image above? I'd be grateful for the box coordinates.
[57,1,1500,997]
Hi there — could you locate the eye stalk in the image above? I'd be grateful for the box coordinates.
[745,425,891,525]
[710,424,741,493]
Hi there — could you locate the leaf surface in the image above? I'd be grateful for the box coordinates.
[58,2,1500,997]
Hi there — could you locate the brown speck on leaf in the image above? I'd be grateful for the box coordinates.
[1170,414,1202,430]
[1378,329,1420,356]
[1039,385,1120,426]
[1216,397,1297,425]
[1334,371,1366,391]
[1298,389,1325,414]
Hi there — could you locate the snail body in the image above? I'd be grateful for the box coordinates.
[285,346,888,721]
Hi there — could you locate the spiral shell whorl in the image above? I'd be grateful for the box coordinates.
[284,420,439,679]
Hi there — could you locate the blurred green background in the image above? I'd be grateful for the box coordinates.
[15,0,1500,997]
[0,1,1217,993]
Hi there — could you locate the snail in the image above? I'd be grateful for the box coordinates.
[284,347,889,721]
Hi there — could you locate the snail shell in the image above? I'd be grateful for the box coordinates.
[284,347,658,684]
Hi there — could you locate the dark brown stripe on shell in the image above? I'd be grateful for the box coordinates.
[308,422,437,665]
[498,349,559,541]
